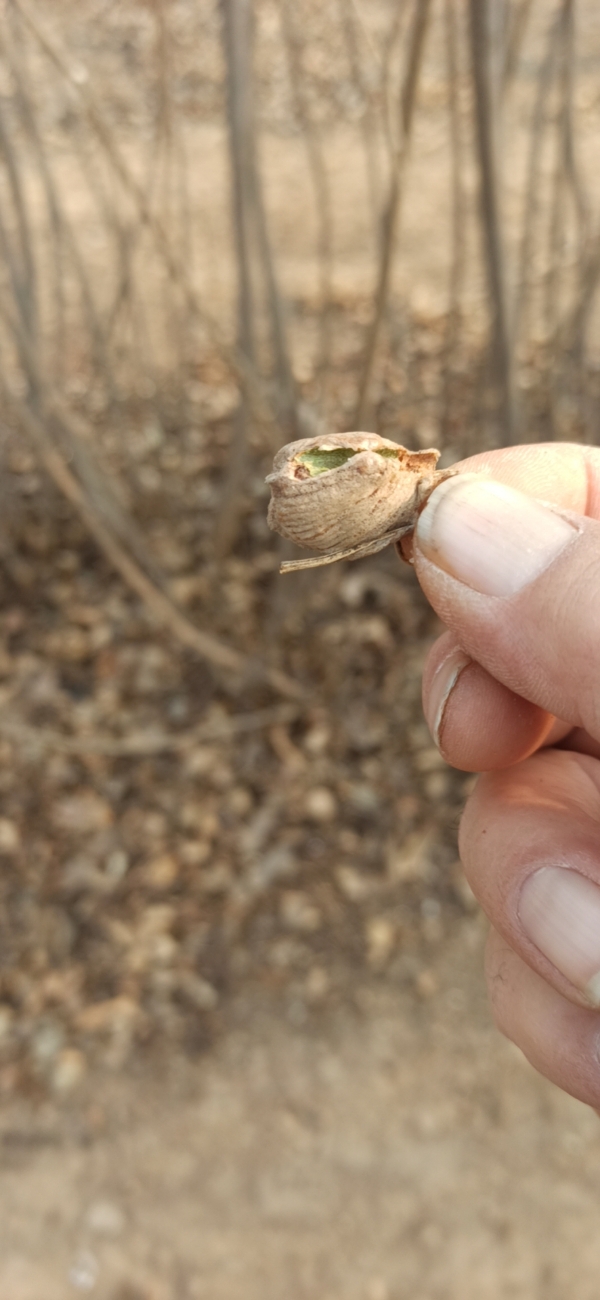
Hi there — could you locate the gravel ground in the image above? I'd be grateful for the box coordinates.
[1,925,599,1300]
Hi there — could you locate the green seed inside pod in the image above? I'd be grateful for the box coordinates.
[297,446,400,476]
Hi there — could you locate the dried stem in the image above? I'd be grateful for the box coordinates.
[337,0,382,236]
[2,384,305,702]
[513,9,560,347]
[214,0,257,558]
[503,0,535,92]
[353,0,433,430]
[280,0,334,384]
[468,0,518,443]
[13,0,277,436]
[2,30,121,401]
[0,703,302,758]
[441,0,467,438]
[380,0,411,163]
[0,98,38,352]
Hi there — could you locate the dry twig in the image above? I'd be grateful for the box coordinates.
[280,0,334,385]
[0,704,303,757]
[3,388,306,701]
[353,0,433,429]
[468,0,518,442]
[13,0,279,439]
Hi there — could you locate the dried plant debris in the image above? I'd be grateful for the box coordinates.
[266,433,457,572]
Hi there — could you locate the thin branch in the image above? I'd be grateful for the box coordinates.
[556,0,589,256]
[12,0,278,437]
[513,8,560,346]
[441,0,467,439]
[0,704,303,757]
[0,376,305,701]
[503,0,535,92]
[214,0,257,558]
[468,0,518,443]
[353,0,433,430]
[0,93,38,348]
[0,273,165,584]
[337,0,382,236]
[280,0,334,382]
[380,0,411,164]
[1,26,119,399]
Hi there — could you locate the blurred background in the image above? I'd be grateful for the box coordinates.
[0,1,600,1297]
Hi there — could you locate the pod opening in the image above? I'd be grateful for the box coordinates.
[296,446,399,477]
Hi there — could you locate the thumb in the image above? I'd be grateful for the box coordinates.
[413,474,600,739]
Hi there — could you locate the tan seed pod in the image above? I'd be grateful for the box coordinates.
[266,432,456,573]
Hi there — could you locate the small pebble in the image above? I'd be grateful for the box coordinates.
[0,818,20,854]
[366,917,395,968]
[52,1048,87,1094]
[86,1199,125,1237]
[304,787,337,822]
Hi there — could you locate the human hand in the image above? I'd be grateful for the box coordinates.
[414,443,600,1108]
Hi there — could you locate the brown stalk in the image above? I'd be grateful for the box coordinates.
[1,14,65,375]
[1,28,120,400]
[513,8,560,347]
[279,0,333,385]
[0,195,36,386]
[0,95,38,350]
[503,0,535,92]
[214,0,257,559]
[549,0,589,356]
[543,28,568,350]
[543,0,591,426]
[146,0,188,380]
[353,0,433,430]
[250,153,298,429]
[217,0,300,556]
[337,0,382,238]
[559,0,588,241]
[468,0,518,443]
[441,0,467,439]
[380,0,411,164]
[240,11,296,433]
[0,703,302,757]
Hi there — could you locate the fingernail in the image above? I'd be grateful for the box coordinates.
[424,646,471,748]
[519,866,600,1005]
[416,475,577,597]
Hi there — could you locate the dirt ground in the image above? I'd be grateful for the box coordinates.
[2,925,600,1300]
[2,3,600,1296]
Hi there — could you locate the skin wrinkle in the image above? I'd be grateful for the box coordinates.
[557,590,600,741]
[416,557,561,709]
[423,630,560,771]
[590,1023,600,1071]
[485,940,528,1040]
[466,752,600,849]
[519,751,600,816]
[485,932,600,1107]
[460,755,600,1011]
[558,727,600,761]
[460,443,598,512]
[416,522,600,736]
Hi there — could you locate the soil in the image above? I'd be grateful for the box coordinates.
[2,929,600,1300]
[1,3,600,1295]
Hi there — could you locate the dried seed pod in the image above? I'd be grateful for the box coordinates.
[266,432,456,572]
